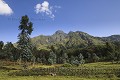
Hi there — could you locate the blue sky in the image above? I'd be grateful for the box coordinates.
[0,0,120,43]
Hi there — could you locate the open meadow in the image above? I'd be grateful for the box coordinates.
[0,61,119,80]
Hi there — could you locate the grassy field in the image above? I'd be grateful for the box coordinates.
[0,69,104,80]
[0,70,111,80]
[0,76,107,80]
[0,61,120,80]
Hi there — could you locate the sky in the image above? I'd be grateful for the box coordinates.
[0,0,120,43]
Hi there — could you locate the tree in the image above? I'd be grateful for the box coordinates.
[61,53,68,64]
[78,53,85,65]
[17,15,33,68]
[41,56,47,64]
[70,56,75,64]
[50,45,56,53]
[115,51,120,63]
[78,53,84,61]
[0,41,4,51]
[105,42,115,61]
[86,52,91,62]
[37,57,42,63]
[3,42,15,60]
[31,56,36,67]
[0,41,4,59]
[91,53,100,62]
[72,59,79,66]
[48,51,56,65]
[56,49,63,64]
[36,49,49,64]
[70,56,80,66]
[62,53,68,63]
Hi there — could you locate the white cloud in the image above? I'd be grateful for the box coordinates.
[0,0,13,16]
[35,1,60,19]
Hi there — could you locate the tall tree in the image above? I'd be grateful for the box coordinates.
[91,53,100,62]
[61,53,68,64]
[0,41,4,51]
[0,41,4,59]
[17,15,33,63]
[78,53,85,64]
[78,53,84,61]
[48,51,56,65]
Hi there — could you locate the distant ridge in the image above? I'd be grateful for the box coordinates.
[31,30,120,49]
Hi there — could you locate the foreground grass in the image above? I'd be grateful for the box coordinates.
[0,61,120,80]
[0,70,105,80]
[0,70,111,80]
[0,76,108,80]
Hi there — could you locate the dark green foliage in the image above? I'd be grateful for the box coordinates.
[50,45,56,53]
[0,41,4,50]
[72,59,80,66]
[70,56,76,64]
[17,15,33,62]
[69,56,79,66]
[3,42,17,60]
[91,53,100,62]
[78,53,85,64]
[48,51,56,65]
[37,57,42,63]
[35,49,50,64]
[61,53,68,64]
[115,51,120,61]
[105,42,115,61]
[41,56,47,64]
[0,41,4,59]
[19,15,33,35]
[78,53,84,61]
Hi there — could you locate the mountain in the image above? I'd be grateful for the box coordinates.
[31,30,68,49]
[102,35,120,42]
[32,30,114,49]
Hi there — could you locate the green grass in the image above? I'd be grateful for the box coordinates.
[0,61,120,80]
[80,62,120,68]
[0,69,104,80]
[0,76,107,80]
[0,69,110,80]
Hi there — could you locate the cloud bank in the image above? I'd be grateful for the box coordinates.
[35,1,61,19]
[0,0,13,16]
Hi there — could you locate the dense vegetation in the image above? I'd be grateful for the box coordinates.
[0,15,120,66]
[0,15,120,79]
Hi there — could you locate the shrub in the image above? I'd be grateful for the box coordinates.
[107,74,117,79]
[72,60,79,67]
[62,63,72,67]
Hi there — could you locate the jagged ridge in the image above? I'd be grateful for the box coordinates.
[31,30,120,49]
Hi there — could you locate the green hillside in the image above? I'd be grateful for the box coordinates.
[31,30,107,49]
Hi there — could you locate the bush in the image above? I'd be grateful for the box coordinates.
[62,63,72,67]
[107,74,117,79]
[72,60,79,67]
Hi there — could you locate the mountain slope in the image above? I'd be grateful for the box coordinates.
[102,35,120,42]
[31,30,108,49]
